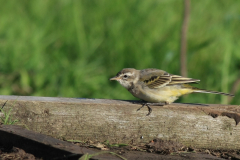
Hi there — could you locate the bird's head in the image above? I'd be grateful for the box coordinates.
[110,68,139,89]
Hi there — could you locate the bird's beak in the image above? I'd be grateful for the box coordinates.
[110,76,120,81]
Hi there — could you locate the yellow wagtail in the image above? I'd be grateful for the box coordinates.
[110,68,234,115]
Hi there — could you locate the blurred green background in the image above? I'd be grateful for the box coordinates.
[0,0,239,104]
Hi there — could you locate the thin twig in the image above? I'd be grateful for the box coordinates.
[1,100,8,110]
[180,0,190,77]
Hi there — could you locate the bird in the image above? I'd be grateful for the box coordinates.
[110,68,234,115]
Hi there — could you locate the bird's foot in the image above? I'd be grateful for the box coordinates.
[136,102,166,116]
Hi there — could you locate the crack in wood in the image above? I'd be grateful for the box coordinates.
[199,107,240,125]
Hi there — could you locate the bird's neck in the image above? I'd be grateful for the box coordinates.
[127,82,134,91]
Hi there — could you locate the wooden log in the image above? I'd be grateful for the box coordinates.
[0,95,240,150]
[0,125,121,160]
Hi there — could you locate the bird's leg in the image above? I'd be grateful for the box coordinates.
[136,102,146,111]
[136,103,152,116]
[145,104,152,116]
[137,102,166,116]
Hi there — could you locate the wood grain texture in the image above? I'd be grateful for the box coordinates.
[0,95,240,150]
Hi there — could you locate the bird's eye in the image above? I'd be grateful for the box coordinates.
[123,75,128,78]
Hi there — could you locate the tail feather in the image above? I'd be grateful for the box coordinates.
[193,89,234,97]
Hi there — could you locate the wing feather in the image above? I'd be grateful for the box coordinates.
[139,69,200,89]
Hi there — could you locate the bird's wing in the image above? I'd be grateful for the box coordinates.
[139,69,200,89]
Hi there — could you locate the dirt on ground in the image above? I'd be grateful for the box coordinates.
[1,139,240,160]
[0,147,42,160]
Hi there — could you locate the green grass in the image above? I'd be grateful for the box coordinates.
[0,107,18,125]
[79,151,127,160]
[0,0,239,104]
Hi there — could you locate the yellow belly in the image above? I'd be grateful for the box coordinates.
[132,85,193,103]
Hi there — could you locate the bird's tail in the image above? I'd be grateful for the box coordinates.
[193,89,234,97]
